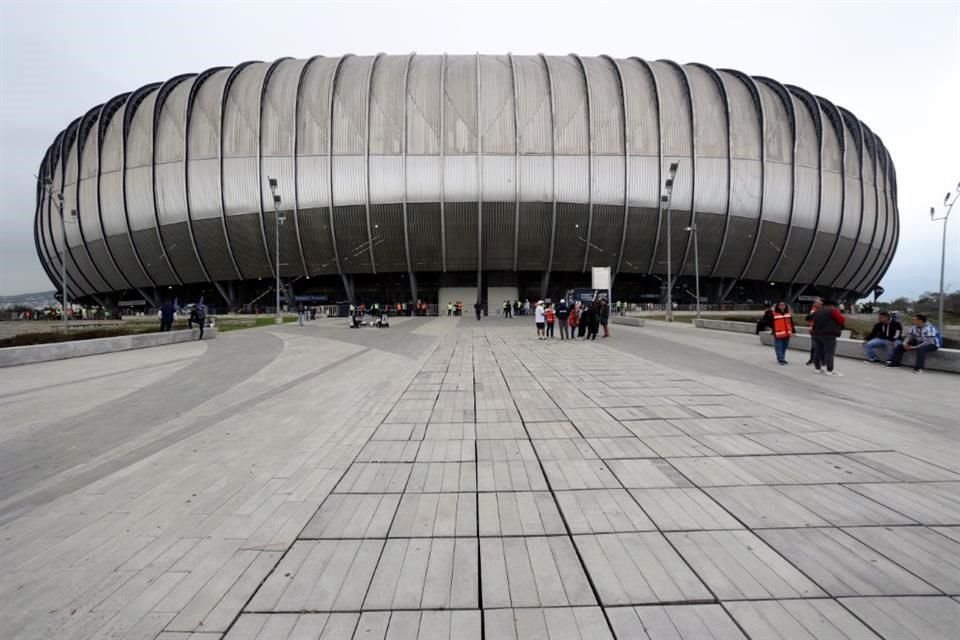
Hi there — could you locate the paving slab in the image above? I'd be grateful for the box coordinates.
[555,489,656,534]
[388,493,477,537]
[364,538,478,610]
[838,596,960,640]
[484,606,612,640]
[724,599,880,640]
[574,532,712,605]
[606,604,746,640]
[843,525,960,593]
[846,482,960,525]
[629,488,743,531]
[477,491,565,536]
[481,536,595,607]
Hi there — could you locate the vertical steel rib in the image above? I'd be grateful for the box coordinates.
[291,57,318,276]
[759,77,798,283]
[120,90,160,290]
[75,105,114,291]
[218,62,256,280]
[258,58,292,275]
[540,53,558,277]
[692,64,732,279]
[808,96,847,290]
[872,151,898,289]
[663,60,697,281]
[785,85,825,291]
[184,68,228,284]
[364,53,383,273]
[508,53,521,271]
[829,109,866,293]
[151,75,194,286]
[95,95,139,293]
[573,54,594,272]
[327,55,349,278]
[632,58,664,275]
[607,56,631,276]
[726,70,766,284]
[59,119,98,294]
[854,140,889,293]
[401,53,415,276]
[439,53,447,272]
[476,53,483,279]
[846,126,881,294]
[41,135,71,295]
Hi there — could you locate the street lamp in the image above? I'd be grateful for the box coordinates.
[268,177,285,325]
[684,223,701,319]
[41,178,75,332]
[931,182,959,332]
[662,162,679,321]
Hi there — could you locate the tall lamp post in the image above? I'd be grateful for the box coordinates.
[931,182,959,332]
[662,162,679,321]
[42,178,76,332]
[268,177,285,325]
[684,223,701,319]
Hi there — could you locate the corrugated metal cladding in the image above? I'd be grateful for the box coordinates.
[35,54,897,298]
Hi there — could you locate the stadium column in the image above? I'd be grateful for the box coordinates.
[541,53,558,300]
[608,56,631,280]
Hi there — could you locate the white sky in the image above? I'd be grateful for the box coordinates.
[1,0,957,299]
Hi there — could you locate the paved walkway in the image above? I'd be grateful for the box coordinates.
[0,317,958,639]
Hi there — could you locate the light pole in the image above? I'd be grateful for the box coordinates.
[684,223,701,319]
[268,177,285,325]
[931,182,959,331]
[42,178,74,332]
[662,162,679,321]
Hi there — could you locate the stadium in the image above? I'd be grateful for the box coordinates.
[33,54,898,311]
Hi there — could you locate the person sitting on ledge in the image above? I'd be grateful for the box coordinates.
[885,313,940,374]
[862,310,902,363]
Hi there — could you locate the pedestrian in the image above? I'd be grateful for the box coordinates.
[804,298,823,365]
[534,300,546,339]
[770,301,796,365]
[297,302,305,327]
[503,300,511,318]
[568,302,579,340]
[556,297,569,340]
[474,301,482,321]
[885,313,941,374]
[188,302,206,340]
[809,299,845,376]
[863,311,903,363]
[577,302,589,338]
[545,303,556,338]
[588,300,601,340]
[524,299,531,316]
[599,298,610,338]
[447,301,453,316]
[159,300,175,332]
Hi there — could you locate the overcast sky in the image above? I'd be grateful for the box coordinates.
[1,0,957,299]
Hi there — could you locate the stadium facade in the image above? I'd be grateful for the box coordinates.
[34,54,898,309]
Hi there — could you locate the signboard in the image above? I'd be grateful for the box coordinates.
[591,267,611,290]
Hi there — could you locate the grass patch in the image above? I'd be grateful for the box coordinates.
[215,316,297,333]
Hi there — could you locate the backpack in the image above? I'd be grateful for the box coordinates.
[933,327,944,348]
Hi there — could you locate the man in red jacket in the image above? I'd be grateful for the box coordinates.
[809,299,845,376]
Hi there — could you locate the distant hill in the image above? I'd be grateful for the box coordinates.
[0,290,58,309]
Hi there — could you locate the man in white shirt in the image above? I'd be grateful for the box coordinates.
[534,300,546,340]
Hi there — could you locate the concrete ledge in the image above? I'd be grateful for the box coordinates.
[611,317,646,327]
[696,318,850,339]
[0,328,216,368]
[759,333,959,373]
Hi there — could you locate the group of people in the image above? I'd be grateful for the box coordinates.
[158,301,207,340]
[757,298,943,375]
[532,297,610,341]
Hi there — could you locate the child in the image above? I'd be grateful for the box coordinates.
[545,303,556,338]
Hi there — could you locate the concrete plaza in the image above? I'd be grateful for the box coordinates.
[0,317,958,639]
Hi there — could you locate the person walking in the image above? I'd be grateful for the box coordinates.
[524,299,531,316]
[568,301,579,340]
[769,302,796,365]
[809,299,845,376]
[534,300,546,339]
[804,298,822,365]
[504,300,512,318]
[188,302,206,340]
[474,301,482,321]
[577,302,589,338]
[863,311,903,363]
[159,300,175,332]
[556,297,569,340]
[545,303,556,338]
[885,313,941,374]
[599,298,610,338]
[447,301,453,316]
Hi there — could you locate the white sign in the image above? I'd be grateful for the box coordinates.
[591,267,611,290]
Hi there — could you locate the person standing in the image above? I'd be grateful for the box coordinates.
[545,303,556,338]
[297,302,306,327]
[159,300,175,332]
[474,301,482,321]
[770,302,796,365]
[804,298,823,365]
[885,313,940,374]
[863,311,903,363]
[568,302,580,340]
[524,299,531,316]
[556,297,569,340]
[504,300,511,318]
[809,299,845,376]
[534,300,546,339]
[599,298,610,338]
[447,301,453,316]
